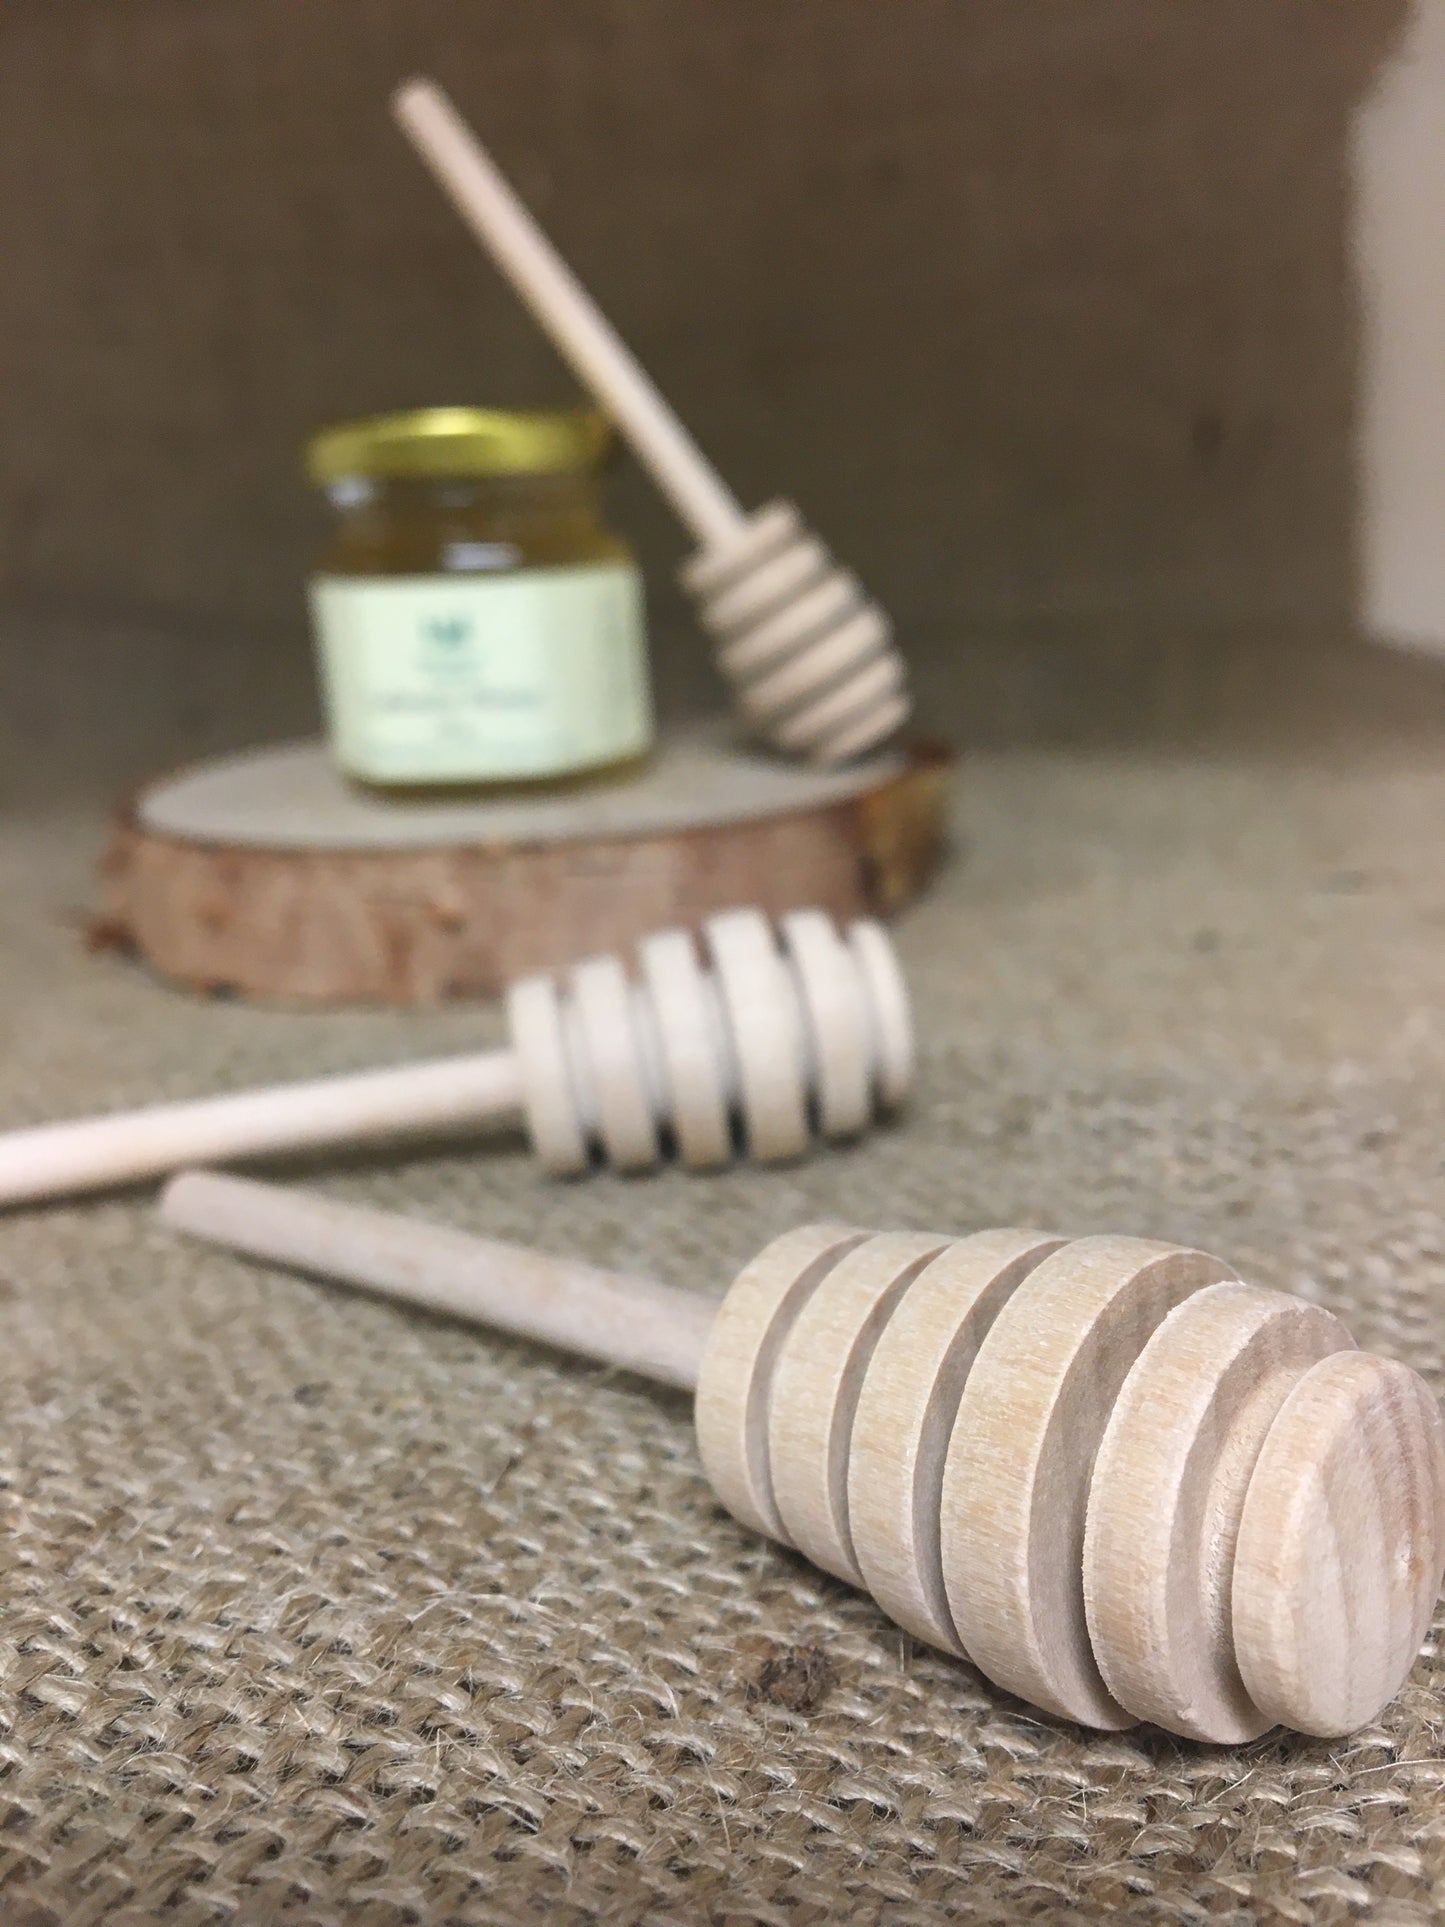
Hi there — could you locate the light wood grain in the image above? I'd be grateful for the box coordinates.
[682,502,909,763]
[1083,1283,1353,1741]
[693,1224,869,1543]
[636,928,732,1169]
[158,1176,1445,1743]
[704,909,811,1162]
[514,905,911,1173]
[0,1051,527,1208]
[848,1229,1065,1656]
[568,955,660,1173]
[778,910,871,1138]
[1232,1350,1445,1736]
[768,1232,955,1584]
[504,973,590,1177]
[846,920,915,1107]
[0,906,913,1203]
[160,1170,717,1392]
[941,1236,1236,1728]
[105,733,948,1006]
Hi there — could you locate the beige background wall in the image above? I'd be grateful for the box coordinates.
[0,0,1406,793]
[1356,0,1445,655]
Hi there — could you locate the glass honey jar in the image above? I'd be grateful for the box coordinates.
[306,406,654,789]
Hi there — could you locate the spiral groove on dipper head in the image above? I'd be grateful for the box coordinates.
[681,501,910,765]
[694,1225,1445,1742]
[504,907,912,1175]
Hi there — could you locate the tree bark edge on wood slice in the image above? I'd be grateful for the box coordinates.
[99,741,953,1006]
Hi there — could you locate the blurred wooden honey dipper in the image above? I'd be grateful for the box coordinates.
[393,79,911,765]
[162,1171,1445,1744]
[0,909,910,1205]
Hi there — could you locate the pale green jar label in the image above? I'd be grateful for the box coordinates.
[310,563,653,783]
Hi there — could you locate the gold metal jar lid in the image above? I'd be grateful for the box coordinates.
[306,406,611,484]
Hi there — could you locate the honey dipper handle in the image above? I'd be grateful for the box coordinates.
[0,1051,525,1207]
[393,78,743,550]
[160,1171,718,1392]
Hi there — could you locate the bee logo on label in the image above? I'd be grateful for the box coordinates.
[423,614,474,648]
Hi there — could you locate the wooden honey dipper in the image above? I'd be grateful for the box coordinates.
[161,1171,1445,1745]
[393,79,910,766]
[0,910,909,1206]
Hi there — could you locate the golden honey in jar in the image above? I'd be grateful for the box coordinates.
[306,407,654,788]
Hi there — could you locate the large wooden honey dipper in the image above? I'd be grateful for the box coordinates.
[162,1172,1445,1744]
[392,79,910,765]
[0,909,909,1206]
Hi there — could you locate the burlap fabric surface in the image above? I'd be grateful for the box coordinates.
[3,743,1445,1926]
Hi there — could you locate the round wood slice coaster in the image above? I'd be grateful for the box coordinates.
[99,728,951,1006]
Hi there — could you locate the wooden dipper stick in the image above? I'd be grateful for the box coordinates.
[161,1172,1445,1743]
[392,79,910,766]
[162,1168,711,1392]
[0,909,909,1207]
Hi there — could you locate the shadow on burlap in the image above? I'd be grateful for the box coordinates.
[3,728,1445,1925]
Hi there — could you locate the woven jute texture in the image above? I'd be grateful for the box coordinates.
[4,741,1445,1925]
[0,1,1400,644]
